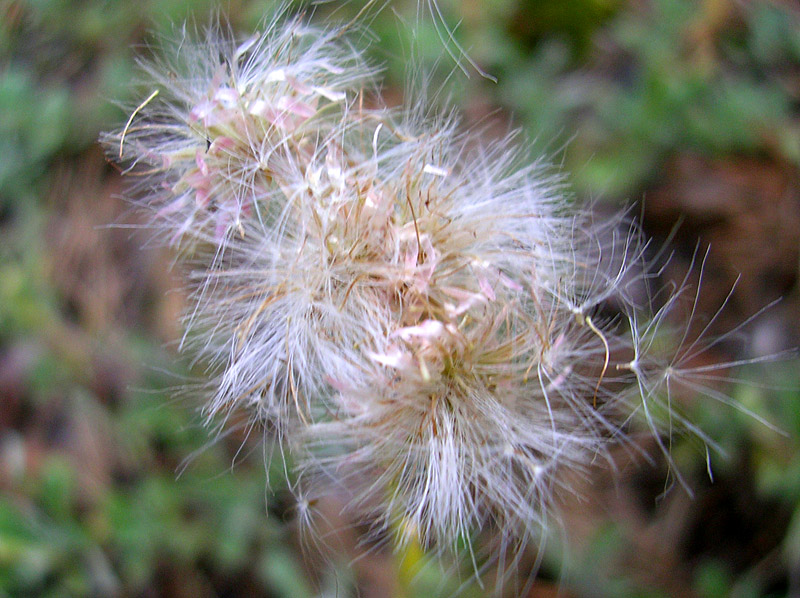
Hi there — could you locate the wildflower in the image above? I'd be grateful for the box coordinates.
[109,11,374,247]
[103,6,756,581]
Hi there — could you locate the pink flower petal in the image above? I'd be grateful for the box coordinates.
[195,150,209,176]
[209,136,235,153]
[189,100,214,123]
[285,74,312,95]
[478,276,496,301]
[391,320,445,342]
[277,96,316,120]
[366,347,412,369]
[499,273,523,292]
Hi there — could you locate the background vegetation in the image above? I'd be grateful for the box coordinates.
[1,0,799,596]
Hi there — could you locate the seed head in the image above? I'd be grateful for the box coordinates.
[103,6,752,580]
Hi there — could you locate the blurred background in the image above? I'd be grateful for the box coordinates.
[1,0,799,596]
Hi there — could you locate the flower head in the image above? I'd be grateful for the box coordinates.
[108,11,375,246]
[103,6,748,580]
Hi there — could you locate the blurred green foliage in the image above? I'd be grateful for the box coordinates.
[473,0,800,198]
[1,0,799,596]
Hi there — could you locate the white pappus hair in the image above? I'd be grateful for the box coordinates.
[102,3,764,587]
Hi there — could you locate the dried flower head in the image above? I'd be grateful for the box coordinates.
[103,5,755,583]
[110,12,375,246]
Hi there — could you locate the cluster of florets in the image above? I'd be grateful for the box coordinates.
[104,10,711,567]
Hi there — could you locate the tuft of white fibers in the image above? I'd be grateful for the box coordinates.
[103,5,766,586]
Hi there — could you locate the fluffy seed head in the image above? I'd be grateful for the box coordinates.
[103,6,746,577]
